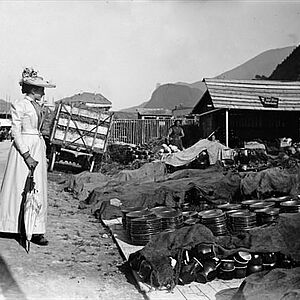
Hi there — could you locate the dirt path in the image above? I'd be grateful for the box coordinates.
[0,141,144,300]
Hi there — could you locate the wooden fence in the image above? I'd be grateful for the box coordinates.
[109,119,174,145]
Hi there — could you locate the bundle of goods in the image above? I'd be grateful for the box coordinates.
[107,143,155,165]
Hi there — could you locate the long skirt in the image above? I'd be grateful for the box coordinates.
[0,135,47,234]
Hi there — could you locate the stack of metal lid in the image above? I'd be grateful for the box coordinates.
[155,210,184,230]
[217,203,242,211]
[125,210,156,237]
[121,206,147,229]
[264,196,291,208]
[130,215,162,245]
[249,201,275,211]
[280,200,300,213]
[229,211,257,233]
[182,211,198,220]
[198,209,228,236]
[150,206,176,215]
[241,200,262,210]
[255,207,280,225]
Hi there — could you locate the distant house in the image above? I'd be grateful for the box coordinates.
[172,104,196,119]
[0,99,11,119]
[192,78,300,147]
[136,108,173,120]
[56,92,112,111]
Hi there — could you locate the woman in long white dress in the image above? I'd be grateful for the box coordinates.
[0,68,55,245]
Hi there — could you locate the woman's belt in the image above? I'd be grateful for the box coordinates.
[21,131,42,136]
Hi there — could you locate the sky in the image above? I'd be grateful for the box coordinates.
[0,0,300,110]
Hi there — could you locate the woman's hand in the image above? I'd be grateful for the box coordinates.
[22,151,38,170]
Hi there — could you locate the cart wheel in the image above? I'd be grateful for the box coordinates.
[48,146,56,172]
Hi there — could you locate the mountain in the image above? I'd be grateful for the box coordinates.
[144,83,206,109]
[119,45,296,113]
[215,46,296,80]
[269,44,300,80]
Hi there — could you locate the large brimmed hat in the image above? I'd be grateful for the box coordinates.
[19,67,56,88]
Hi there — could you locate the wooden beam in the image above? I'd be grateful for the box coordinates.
[225,109,229,147]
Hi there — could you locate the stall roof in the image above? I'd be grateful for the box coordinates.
[198,78,300,111]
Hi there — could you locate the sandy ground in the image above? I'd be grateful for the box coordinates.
[0,140,144,300]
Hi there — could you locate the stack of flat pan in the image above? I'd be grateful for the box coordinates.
[280,200,300,213]
[241,200,262,210]
[125,210,156,238]
[198,209,228,236]
[217,203,242,211]
[130,215,162,246]
[265,196,292,208]
[255,207,280,225]
[121,206,147,229]
[229,211,257,233]
[249,201,275,211]
[155,210,184,230]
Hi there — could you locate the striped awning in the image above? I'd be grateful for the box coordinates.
[203,78,300,111]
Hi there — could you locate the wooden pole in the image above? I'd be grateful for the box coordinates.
[225,109,229,147]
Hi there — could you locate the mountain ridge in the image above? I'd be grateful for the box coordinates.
[119,45,296,113]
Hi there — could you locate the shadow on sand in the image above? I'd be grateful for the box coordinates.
[0,234,27,300]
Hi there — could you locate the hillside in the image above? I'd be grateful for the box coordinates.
[144,83,206,109]
[215,46,295,80]
[269,44,300,80]
[120,45,296,113]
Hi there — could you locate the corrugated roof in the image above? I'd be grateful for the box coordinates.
[203,78,300,111]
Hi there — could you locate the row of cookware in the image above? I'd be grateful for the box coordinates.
[178,244,298,285]
[121,196,299,245]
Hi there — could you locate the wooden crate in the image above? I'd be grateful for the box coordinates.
[50,103,113,153]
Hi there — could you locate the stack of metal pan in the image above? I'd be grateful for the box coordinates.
[241,200,263,210]
[255,207,280,225]
[265,196,291,209]
[121,206,147,229]
[229,211,257,233]
[125,210,156,238]
[150,206,176,215]
[217,203,242,211]
[155,210,184,230]
[280,200,300,213]
[130,215,162,246]
[249,201,275,212]
[198,209,228,236]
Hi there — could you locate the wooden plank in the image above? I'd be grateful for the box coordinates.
[58,118,109,135]
[62,105,111,121]
[54,129,105,149]
[177,284,208,300]
[195,283,217,300]
[147,287,187,300]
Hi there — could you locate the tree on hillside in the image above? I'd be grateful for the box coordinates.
[269,44,300,81]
